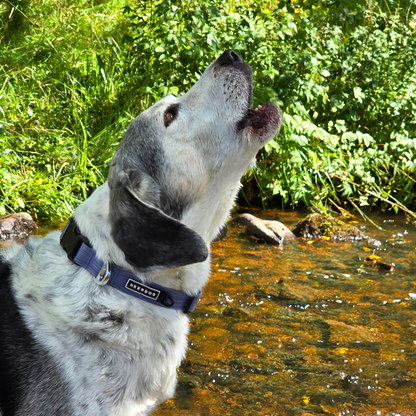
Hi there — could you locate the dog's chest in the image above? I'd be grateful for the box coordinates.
[12,260,189,415]
[71,345,178,415]
[58,313,188,416]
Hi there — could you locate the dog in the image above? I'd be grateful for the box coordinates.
[0,50,281,416]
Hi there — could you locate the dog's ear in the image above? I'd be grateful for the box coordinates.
[109,184,208,271]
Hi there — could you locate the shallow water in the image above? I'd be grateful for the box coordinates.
[2,211,415,415]
[155,210,416,416]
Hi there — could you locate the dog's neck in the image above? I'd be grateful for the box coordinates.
[72,167,241,296]
[71,182,215,295]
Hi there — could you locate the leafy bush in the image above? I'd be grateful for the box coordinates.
[252,0,416,216]
[0,0,415,218]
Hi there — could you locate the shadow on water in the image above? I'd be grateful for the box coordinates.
[1,211,415,415]
[155,210,416,416]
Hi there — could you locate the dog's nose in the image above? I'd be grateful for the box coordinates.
[217,50,243,65]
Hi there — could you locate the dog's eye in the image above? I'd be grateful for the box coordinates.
[164,104,179,127]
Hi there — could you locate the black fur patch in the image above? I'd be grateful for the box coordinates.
[101,312,125,326]
[0,256,72,415]
[110,186,208,271]
[118,120,164,184]
[24,293,39,303]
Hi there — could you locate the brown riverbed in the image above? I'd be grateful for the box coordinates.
[2,210,416,415]
[155,210,416,416]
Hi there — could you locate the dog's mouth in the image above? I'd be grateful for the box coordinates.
[237,102,281,136]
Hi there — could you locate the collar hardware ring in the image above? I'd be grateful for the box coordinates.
[94,261,111,285]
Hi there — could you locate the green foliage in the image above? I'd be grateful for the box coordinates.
[0,0,133,217]
[0,0,415,218]
[251,0,416,215]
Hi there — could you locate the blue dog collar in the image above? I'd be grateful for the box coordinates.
[60,218,202,313]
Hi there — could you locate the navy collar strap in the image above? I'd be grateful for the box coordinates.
[60,218,201,313]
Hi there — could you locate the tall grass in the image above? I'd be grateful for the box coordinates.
[0,0,136,218]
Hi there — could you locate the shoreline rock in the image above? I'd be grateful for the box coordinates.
[0,213,37,241]
[233,212,363,244]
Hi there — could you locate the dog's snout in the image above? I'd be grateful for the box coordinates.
[217,50,244,66]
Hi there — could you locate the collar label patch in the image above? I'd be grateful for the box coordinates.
[125,279,161,300]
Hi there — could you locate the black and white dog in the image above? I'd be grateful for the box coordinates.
[0,50,281,415]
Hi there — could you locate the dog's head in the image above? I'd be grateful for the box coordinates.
[108,50,281,272]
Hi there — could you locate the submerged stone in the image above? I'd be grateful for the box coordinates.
[265,279,321,302]
[222,306,255,319]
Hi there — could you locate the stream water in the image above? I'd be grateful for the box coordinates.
[155,210,416,416]
[2,210,415,415]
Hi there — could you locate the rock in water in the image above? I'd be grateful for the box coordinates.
[263,219,296,241]
[0,213,37,240]
[234,213,295,245]
[292,213,362,240]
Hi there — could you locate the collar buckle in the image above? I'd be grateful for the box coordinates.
[60,218,91,262]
